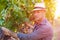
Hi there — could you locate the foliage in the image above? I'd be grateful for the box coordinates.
[0,0,34,32]
[0,0,56,32]
[44,0,56,24]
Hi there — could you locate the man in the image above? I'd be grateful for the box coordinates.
[17,3,53,40]
[2,2,53,40]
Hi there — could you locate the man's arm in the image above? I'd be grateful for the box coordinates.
[17,26,52,40]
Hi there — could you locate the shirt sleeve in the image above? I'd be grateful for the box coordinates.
[17,26,52,40]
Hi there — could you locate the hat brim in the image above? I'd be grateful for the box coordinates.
[31,8,46,12]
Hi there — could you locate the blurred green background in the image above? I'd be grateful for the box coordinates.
[0,0,56,32]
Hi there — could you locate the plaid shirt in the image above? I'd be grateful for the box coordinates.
[17,18,53,40]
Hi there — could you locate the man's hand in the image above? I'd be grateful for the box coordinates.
[24,22,34,29]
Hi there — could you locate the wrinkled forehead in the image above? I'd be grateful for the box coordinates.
[31,10,46,15]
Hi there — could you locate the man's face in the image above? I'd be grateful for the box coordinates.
[32,10,45,21]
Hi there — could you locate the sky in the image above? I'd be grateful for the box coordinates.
[54,0,60,19]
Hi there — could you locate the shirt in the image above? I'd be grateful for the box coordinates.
[17,18,53,40]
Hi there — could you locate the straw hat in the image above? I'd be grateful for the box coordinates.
[32,2,46,11]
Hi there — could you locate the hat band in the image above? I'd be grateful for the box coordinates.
[34,7,45,10]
